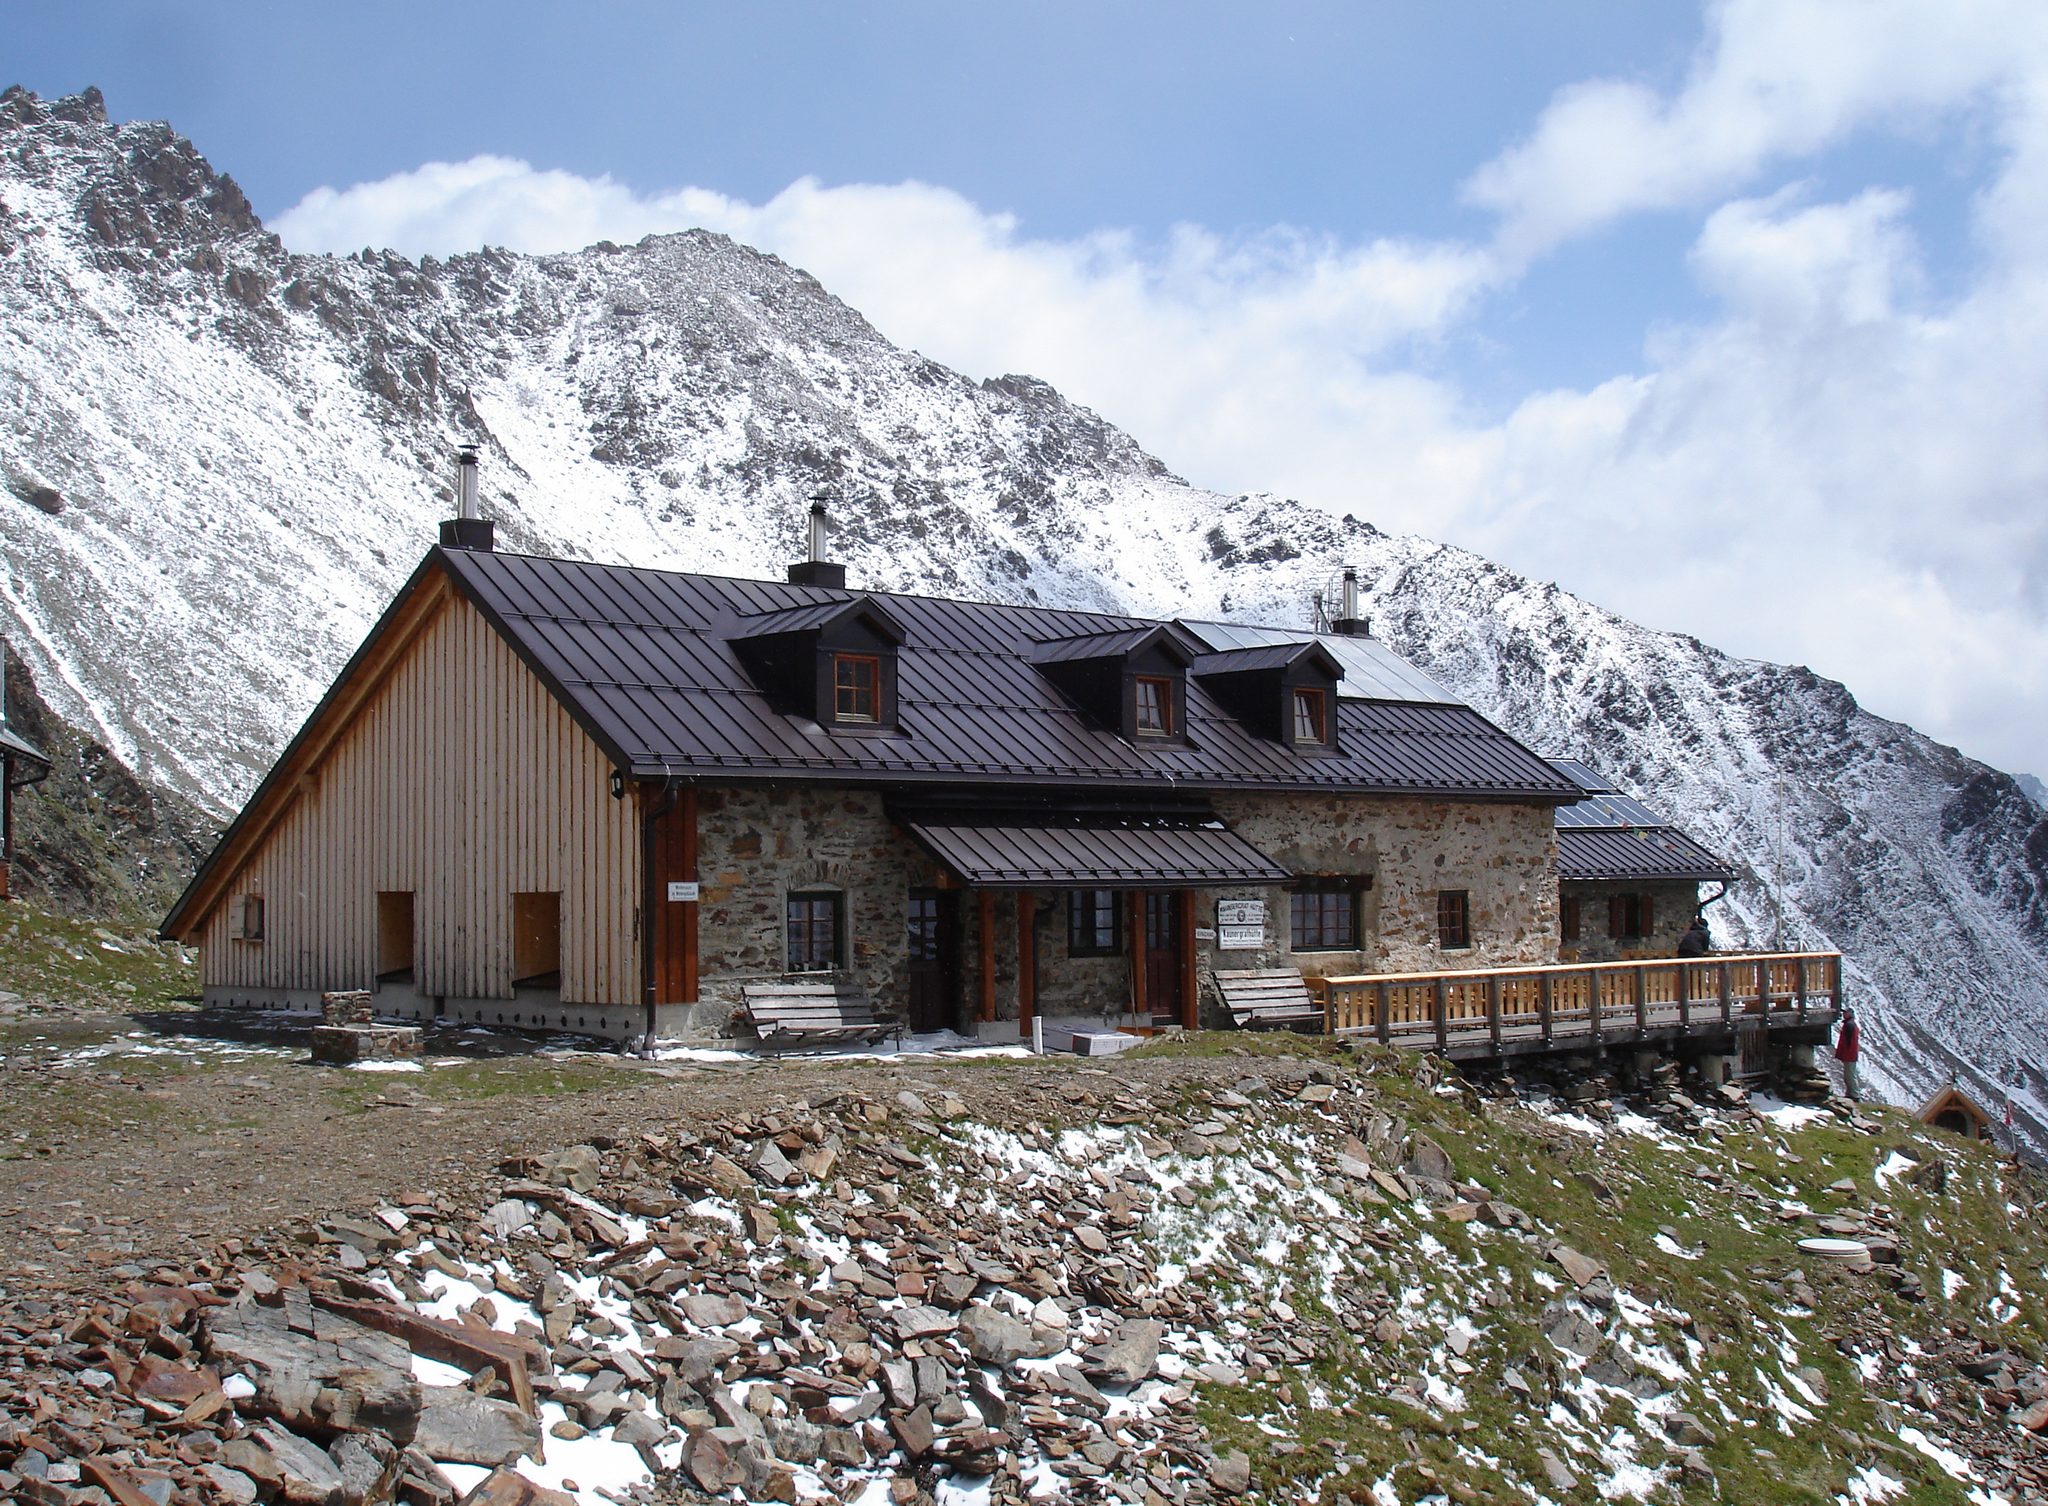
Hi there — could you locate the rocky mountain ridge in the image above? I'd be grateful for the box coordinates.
[0,86,2044,1117]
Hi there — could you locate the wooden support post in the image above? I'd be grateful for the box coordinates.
[978,889,996,1024]
[1176,890,1198,1029]
[1376,981,1392,1044]
[1634,967,1649,1037]
[680,785,699,1004]
[1677,960,1690,1033]
[1128,891,1147,1024]
[1588,969,1603,1043]
[1718,961,1733,1027]
[1756,957,1771,1016]
[1486,973,1503,1054]
[1016,892,1036,1033]
[1795,956,1808,1021]
[1434,977,1449,1055]
[1539,972,1554,1045]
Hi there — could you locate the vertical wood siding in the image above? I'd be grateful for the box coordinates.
[197,594,638,1003]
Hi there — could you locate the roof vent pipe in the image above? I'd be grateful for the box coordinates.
[1331,566,1369,637]
[787,491,847,589]
[438,443,495,552]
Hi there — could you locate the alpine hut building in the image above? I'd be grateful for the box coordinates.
[159,454,1591,1046]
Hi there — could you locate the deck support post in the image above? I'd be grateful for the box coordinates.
[1539,972,1554,1045]
[1633,967,1648,1038]
[1676,961,1690,1034]
[1795,958,1808,1022]
[1128,891,1147,1025]
[1588,970,1603,1044]
[1718,962,1733,1028]
[1016,892,1036,1035]
[1486,974,1503,1055]
[1375,981,1391,1045]
[978,889,996,1025]
[1756,958,1771,1018]
[1434,977,1449,1056]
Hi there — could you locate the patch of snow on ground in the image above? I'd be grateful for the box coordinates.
[409,1354,472,1386]
[515,1401,656,1505]
[1873,1151,1917,1188]
[1653,1232,1701,1260]
[1942,1268,1967,1300]
[348,1059,423,1072]
[1840,1465,1907,1503]
[1752,1093,1830,1130]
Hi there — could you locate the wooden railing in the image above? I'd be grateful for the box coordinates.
[1314,952,1842,1056]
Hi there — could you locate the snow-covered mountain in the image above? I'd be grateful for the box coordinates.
[3,87,2043,1124]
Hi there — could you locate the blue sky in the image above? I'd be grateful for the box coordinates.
[11,2,2048,777]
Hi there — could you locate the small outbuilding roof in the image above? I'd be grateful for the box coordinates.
[1,725,50,784]
[1549,758,1738,884]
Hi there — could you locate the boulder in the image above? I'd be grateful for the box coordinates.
[958,1304,1060,1368]
[414,1388,542,1467]
[1084,1319,1163,1386]
[202,1293,421,1443]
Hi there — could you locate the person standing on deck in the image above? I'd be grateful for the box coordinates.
[1833,1007,1862,1099]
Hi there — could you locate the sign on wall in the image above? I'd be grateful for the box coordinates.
[666,881,700,902]
[1215,899,1266,951]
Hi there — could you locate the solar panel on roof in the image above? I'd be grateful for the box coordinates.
[1555,792,1670,829]
[1546,758,1615,793]
[1179,620,1459,704]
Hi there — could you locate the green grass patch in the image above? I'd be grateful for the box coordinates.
[0,902,195,1009]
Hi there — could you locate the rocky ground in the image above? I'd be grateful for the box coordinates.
[0,972,2042,1506]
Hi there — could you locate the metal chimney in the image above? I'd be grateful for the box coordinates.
[1331,566,1369,637]
[787,492,847,589]
[438,444,495,551]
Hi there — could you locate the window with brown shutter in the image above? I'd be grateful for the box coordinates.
[1437,890,1470,949]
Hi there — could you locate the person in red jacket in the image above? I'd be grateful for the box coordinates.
[1833,1007,1861,1100]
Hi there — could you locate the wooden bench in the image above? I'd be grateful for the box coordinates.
[740,981,903,1053]
[1214,969,1326,1032]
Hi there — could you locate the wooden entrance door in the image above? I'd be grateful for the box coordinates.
[1143,891,1183,1023]
[906,889,956,1033]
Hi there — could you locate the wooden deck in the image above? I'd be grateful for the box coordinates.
[1311,952,1842,1061]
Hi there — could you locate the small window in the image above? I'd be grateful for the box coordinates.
[1290,879,1359,951]
[1291,687,1328,745]
[1437,890,1471,950]
[1067,890,1124,957]
[239,894,265,942]
[787,890,844,972]
[513,891,562,987]
[833,654,880,722]
[1560,895,1581,942]
[1135,676,1174,736]
[1609,894,1653,940]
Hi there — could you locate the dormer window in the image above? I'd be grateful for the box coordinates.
[1190,639,1342,753]
[1292,687,1327,744]
[732,595,906,734]
[1135,676,1174,736]
[834,654,880,722]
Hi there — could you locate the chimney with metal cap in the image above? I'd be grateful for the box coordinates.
[786,493,847,589]
[438,444,495,551]
[1331,566,1370,637]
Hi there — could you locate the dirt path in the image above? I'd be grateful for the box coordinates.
[0,1005,1281,1295]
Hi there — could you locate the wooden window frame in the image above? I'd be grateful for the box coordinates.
[1609,893,1653,940]
[1291,686,1329,745]
[832,653,881,724]
[1134,675,1175,737]
[786,889,845,973]
[1289,878,1360,951]
[1437,889,1471,950]
[1067,889,1124,957]
[1560,894,1581,943]
[238,893,265,943]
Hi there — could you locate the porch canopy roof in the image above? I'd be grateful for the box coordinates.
[896,795,1289,889]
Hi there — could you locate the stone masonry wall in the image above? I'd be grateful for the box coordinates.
[1207,793,1559,1018]
[695,785,946,1034]
[1560,879,1704,963]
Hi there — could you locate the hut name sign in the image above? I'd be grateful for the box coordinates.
[1215,899,1265,951]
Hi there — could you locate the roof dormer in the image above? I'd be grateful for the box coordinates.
[1191,640,1343,753]
[1031,624,1197,745]
[732,595,907,733]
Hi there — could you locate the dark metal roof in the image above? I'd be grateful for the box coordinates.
[440,548,1580,801]
[1030,624,1194,665]
[906,821,1289,888]
[0,726,49,769]
[734,596,906,642]
[1558,827,1739,883]
[1190,641,1340,676]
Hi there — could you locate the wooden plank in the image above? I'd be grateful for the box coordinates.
[1176,890,1198,1029]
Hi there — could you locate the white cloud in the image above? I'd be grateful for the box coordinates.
[272,1,2048,778]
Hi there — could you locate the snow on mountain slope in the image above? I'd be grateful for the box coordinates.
[1,87,2042,1119]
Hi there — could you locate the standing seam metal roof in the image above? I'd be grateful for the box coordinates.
[437,548,1579,800]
